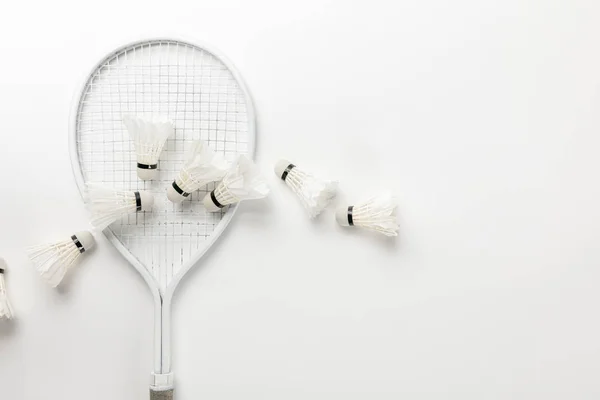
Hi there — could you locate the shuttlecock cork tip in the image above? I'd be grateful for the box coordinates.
[74,231,96,251]
[137,167,159,181]
[335,206,352,227]
[0,257,6,272]
[203,192,224,212]
[166,184,186,203]
[137,191,154,211]
[274,159,294,180]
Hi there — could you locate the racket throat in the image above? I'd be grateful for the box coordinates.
[151,372,174,391]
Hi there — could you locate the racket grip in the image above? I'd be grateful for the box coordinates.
[150,389,174,400]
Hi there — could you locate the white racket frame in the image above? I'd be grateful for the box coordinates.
[68,37,256,391]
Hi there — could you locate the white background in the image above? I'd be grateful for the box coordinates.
[1,0,600,399]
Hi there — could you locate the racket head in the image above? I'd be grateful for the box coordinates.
[69,38,256,298]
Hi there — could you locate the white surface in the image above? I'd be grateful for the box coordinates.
[1,1,600,399]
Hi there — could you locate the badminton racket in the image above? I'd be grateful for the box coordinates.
[69,37,256,399]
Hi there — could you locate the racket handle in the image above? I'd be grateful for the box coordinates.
[150,389,174,400]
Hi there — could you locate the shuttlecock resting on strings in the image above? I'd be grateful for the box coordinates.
[203,155,269,212]
[335,193,398,237]
[27,232,96,287]
[0,258,14,319]
[167,140,229,203]
[123,114,174,180]
[85,184,154,230]
[274,160,338,218]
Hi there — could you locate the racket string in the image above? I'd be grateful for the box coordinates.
[76,40,251,291]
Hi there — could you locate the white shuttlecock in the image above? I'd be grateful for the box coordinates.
[0,258,14,319]
[203,155,269,211]
[27,232,96,287]
[167,141,229,203]
[274,160,338,218]
[335,193,399,237]
[123,114,174,180]
[85,184,154,230]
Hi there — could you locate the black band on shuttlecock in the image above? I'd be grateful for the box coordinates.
[347,206,354,226]
[281,164,296,181]
[71,235,85,253]
[210,190,225,209]
[172,181,190,197]
[137,163,157,170]
[0,268,4,274]
[134,191,142,211]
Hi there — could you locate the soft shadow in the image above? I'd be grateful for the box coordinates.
[333,220,401,253]
[0,317,18,337]
[235,195,274,215]
[98,238,155,298]
[170,218,237,304]
[56,245,98,296]
[311,207,337,229]
[172,195,279,303]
